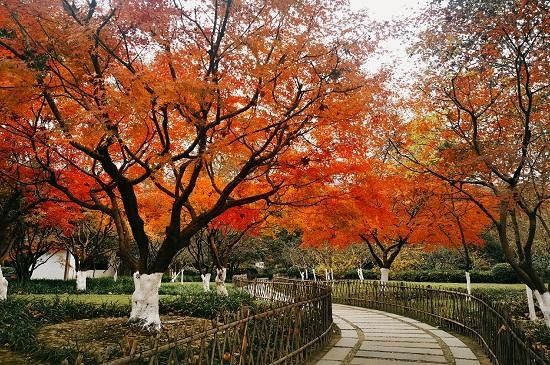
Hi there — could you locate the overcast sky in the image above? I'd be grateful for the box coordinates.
[348,0,429,77]
[349,0,428,21]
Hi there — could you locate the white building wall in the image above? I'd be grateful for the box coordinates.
[31,250,115,280]
[31,250,75,280]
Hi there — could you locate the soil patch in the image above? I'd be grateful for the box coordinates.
[37,315,212,362]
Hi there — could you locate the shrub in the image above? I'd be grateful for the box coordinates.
[8,278,76,294]
[491,263,519,283]
[286,267,302,278]
[161,289,256,319]
[392,270,467,283]
[469,270,495,283]
[8,276,223,295]
[342,269,377,280]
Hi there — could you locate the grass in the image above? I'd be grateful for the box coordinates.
[399,281,525,290]
[12,281,522,307]
[12,281,235,305]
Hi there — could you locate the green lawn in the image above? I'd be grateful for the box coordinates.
[399,281,525,290]
[14,294,132,305]
[12,281,235,305]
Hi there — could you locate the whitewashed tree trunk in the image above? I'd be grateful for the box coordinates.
[76,270,87,291]
[357,268,364,281]
[534,290,550,328]
[465,271,471,295]
[0,266,8,300]
[380,268,389,284]
[170,271,177,282]
[216,268,228,296]
[299,271,305,281]
[201,273,211,292]
[526,285,537,321]
[180,269,184,284]
[129,272,163,331]
[324,269,329,281]
[305,268,309,280]
[312,269,317,281]
[330,268,334,281]
[113,269,118,282]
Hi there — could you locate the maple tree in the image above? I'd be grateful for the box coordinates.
[296,166,489,283]
[394,0,550,326]
[0,0,373,327]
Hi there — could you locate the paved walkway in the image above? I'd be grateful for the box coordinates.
[316,304,480,365]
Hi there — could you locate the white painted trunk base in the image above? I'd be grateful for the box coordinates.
[357,268,364,281]
[526,285,537,321]
[324,269,329,281]
[312,269,317,281]
[0,266,8,300]
[380,268,389,284]
[300,271,305,281]
[534,291,550,328]
[113,270,118,282]
[76,271,87,291]
[216,268,228,296]
[129,272,163,331]
[305,269,309,280]
[465,271,471,295]
[170,271,178,282]
[330,268,334,281]
[201,273,211,292]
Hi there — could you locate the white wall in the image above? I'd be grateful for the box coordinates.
[31,250,115,280]
[31,250,74,280]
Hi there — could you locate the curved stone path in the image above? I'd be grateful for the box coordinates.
[316,304,481,365]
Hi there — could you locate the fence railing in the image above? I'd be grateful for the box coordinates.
[84,279,333,365]
[330,280,549,365]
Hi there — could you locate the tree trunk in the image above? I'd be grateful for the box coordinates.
[330,268,334,281]
[0,266,7,300]
[465,271,471,295]
[129,272,163,331]
[76,270,87,291]
[312,269,317,281]
[324,269,329,281]
[534,290,550,328]
[170,270,178,282]
[357,267,364,281]
[526,285,537,321]
[201,273,211,292]
[114,269,118,282]
[380,267,389,284]
[215,268,228,296]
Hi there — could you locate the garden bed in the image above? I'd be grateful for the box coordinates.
[37,316,212,363]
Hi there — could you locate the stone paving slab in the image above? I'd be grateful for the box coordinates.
[449,346,478,359]
[323,347,352,360]
[350,359,448,365]
[334,338,357,347]
[363,336,437,342]
[362,340,441,349]
[355,350,447,363]
[455,360,482,365]
[314,304,481,365]
[360,344,444,355]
